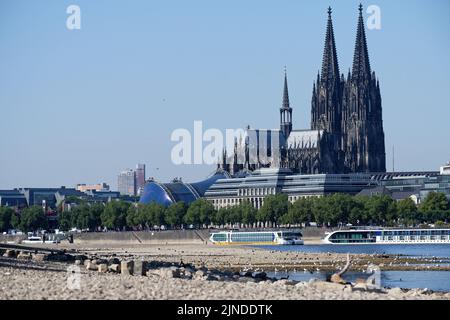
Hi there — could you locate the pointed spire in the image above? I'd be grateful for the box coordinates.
[321,6,340,82]
[282,66,290,109]
[352,3,371,81]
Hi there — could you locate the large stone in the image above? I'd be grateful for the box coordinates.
[86,261,98,271]
[3,250,17,258]
[308,280,345,292]
[193,270,206,280]
[32,253,48,262]
[98,264,108,273]
[121,261,134,276]
[17,251,32,260]
[151,267,181,279]
[108,264,121,273]
[83,259,91,266]
[330,273,346,284]
[134,260,147,276]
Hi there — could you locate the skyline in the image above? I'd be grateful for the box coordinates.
[1,0,450,190]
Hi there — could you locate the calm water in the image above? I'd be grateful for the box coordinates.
[257,244,450,292]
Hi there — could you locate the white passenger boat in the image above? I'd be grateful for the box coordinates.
[210,230,304,245]
[22,235,60,244]
[322,228,450,244]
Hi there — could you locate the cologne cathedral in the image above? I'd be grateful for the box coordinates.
[219,5,386,175]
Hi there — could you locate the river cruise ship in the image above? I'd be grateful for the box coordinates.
[322,228,450,244]
[210,230,304,245]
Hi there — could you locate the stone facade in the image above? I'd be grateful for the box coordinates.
[219,5,386,175]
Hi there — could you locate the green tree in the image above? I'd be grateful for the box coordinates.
[212,208,227,226]
[146,202,166,227]
[0,206,14,232]
[326,194,354,226]
[364,195,397,226]
[312,196,330,226]
[126,204,141,228]
[184,199,215,227]
[239,200,256,225]
[101,201,130,230]
[57,210,73,231]
[257,194,288,224]
[165,202,187,228]
[348,196,367,225]
[19,206,49,232]
[10,211,20,230]
[397,198,418,226]
[282,197,313,225]
[420,192,449,213]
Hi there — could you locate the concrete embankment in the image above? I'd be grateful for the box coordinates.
[0,234,26,244]
[73,230,212,245]
[73,228,328,245]
[1,228,328,245]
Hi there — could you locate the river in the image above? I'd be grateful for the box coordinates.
[259,244,450,292]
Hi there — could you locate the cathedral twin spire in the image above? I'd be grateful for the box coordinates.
[321,7,340,83]
[352,4,372,81]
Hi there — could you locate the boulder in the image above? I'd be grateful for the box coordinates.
[83,259,91,266]
[150,267,181,279]
[97,264,108,273]
[330,273,347,284]
[17,251,32,260]
[134,260,147,276]
[308,280,345,291]
[108,264,121,273]
[3,250,17,258]
[32,253,48,262]
[86,261,98,271]
[193,270,206,279]
[121,261,134,276]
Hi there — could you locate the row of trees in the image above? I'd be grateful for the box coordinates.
[1,192,449,233]
[0,206,48,233]
[55,191,450,231]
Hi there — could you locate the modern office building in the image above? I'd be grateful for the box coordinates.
[76,183,110,193]
[374,171,450,203]
[118,169,136,196]
[0,190,27,208]
[135,164,146,195]
[205,168,377,210]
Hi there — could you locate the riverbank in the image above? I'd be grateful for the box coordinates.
[42,242,449,273]
[1,251,449,300]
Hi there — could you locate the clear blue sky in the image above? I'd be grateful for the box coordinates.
[1,0,449,190]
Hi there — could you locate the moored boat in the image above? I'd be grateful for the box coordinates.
[210,230,304,245]
[322,228,450,244]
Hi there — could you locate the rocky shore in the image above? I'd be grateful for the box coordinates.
[1,244,450,300]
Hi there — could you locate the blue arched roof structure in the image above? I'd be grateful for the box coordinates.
[139,171,230,207]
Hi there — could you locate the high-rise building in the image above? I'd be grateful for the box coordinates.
[135,163,146,195]
[118,169,136,196]
[76,183,110,193]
